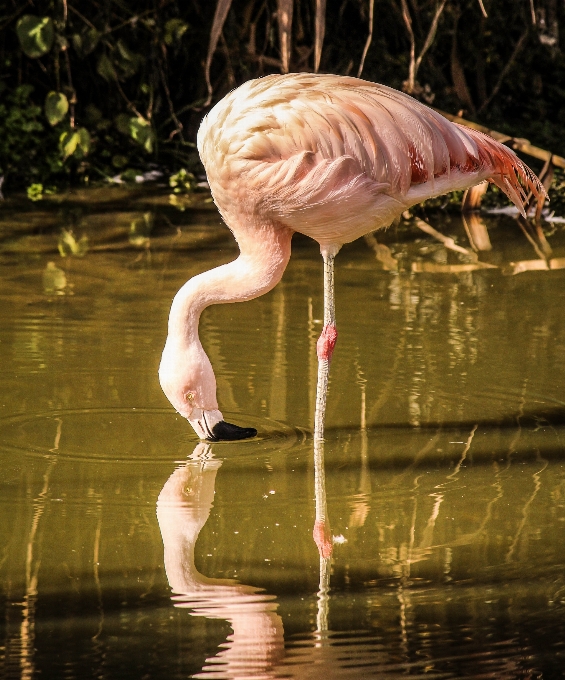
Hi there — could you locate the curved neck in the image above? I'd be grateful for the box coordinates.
[167,222,293,346]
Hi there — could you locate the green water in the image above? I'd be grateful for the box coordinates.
[1,188,565,678]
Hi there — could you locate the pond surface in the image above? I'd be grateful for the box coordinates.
[1,187,565,679]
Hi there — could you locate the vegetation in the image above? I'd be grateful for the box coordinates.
[1,0,565,195]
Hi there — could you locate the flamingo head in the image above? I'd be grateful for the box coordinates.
[158,339,257,442]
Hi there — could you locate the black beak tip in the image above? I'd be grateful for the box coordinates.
[206,420,258,442]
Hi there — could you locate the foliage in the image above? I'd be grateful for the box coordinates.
[0,84,61,187]
[169,169,196,193]
[16,15,54,58]
[45,91,69,125]
[1,0,565,200]
[27,183,50,201]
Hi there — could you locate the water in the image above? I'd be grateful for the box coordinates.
[1,187,565,678]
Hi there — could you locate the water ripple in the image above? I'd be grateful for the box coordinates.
[0,407,302,463]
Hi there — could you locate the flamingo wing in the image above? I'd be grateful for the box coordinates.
[198,74,545,245]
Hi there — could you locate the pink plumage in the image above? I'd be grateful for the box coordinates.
[198,73,545,247]
[160,73,545,441]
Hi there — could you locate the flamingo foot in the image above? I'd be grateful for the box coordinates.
[313,519,333,558]
[316,324,338,361]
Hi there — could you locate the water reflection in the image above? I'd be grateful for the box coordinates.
[2,418,62,680]
[3,196,565,678]
[42,261,68,295]
[462,210,492,251]
[156,423,565,678]
[156,440,344,676]
[312,437,332,636]
[157,444,284,678]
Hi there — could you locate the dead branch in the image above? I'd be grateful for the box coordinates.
[278,0,294,73]
[414,217,486,263]
[401,0,448,95]
[204,0,233,106]
[478,29,529,114]
[357,0,374,77]
[451,9,475,113]
[314,0,327,72]
[529,0,537,25]
[462,181,489,212]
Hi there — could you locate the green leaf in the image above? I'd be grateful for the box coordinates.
[84,104,102,125]
[121,168,141,182]
[116,39,137,62]
[27,183,44,201]
[72,28,100,57]
[44,91,68,126]
[128,117,155,153]
[72,33,82,53]
[77,128,90,155]
[96,53,117,82]
[114,40,143,79]
[59,130,80,159]
[164,19,189,45]
[59,128,91,160]
[112,155,128,169]
[16,15,54,58]
[56,35,69,51]
[114,113,131,134]
[114,115,155,153]
[169,168,196,193]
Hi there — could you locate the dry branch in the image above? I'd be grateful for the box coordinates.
[357,0,374,78]
[204,0,233,105]
[478,29,529,114]
[414,217,488,263]
[401,0,448,95]
[314,0,327,72]
[462,181,489,212]
[278,0,294,73]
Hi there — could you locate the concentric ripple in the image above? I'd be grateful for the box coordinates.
[0,407,303,463]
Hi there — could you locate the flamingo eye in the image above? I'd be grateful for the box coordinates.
[185,392,195,402]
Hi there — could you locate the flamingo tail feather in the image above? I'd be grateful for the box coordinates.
[456,124,548,218]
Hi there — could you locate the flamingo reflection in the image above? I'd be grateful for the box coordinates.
[157,443,284,678]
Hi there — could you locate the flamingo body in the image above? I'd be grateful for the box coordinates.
[198,73,540,247]
[159,73,544,440]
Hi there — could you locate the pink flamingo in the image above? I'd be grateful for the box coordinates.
[159,73,545,442]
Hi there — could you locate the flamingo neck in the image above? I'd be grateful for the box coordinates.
[167,222,293,348]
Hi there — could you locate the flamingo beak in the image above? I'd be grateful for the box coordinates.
[188,408,257,442]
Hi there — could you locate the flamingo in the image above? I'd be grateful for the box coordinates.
[159,73,545,442]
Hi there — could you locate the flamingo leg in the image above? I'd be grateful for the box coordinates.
[314,246,339,442]
[313,245,339,559]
